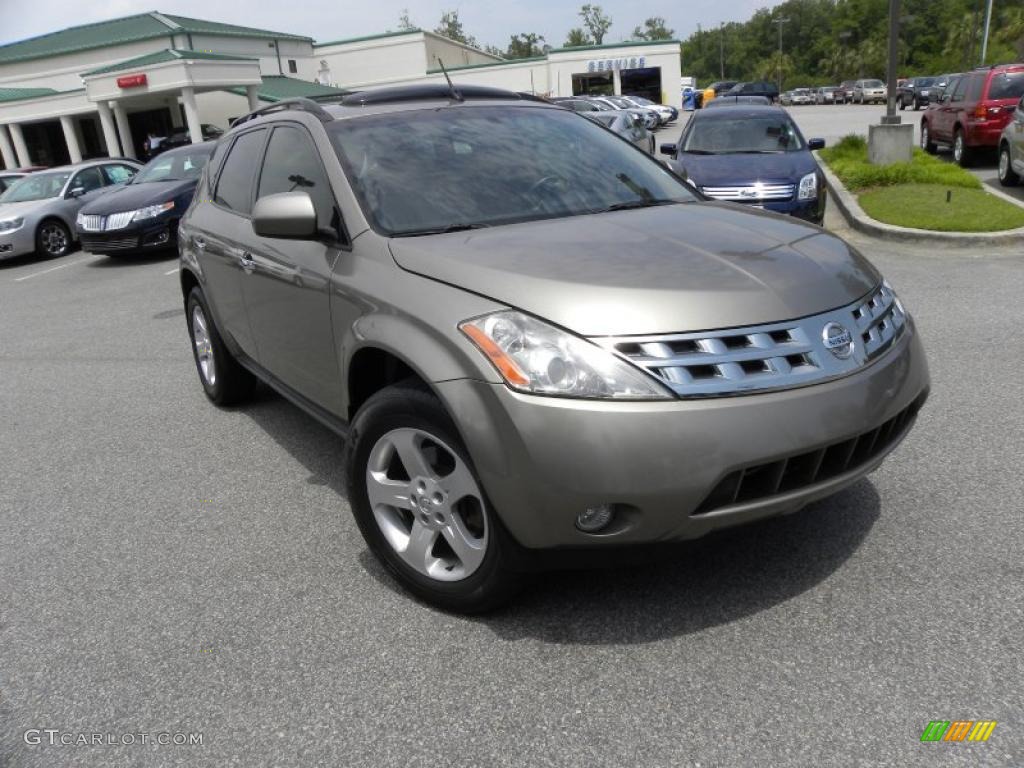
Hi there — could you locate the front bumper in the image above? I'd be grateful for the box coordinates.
[0,225,37,260]
[78,219,178,254]
[437,320,929,550]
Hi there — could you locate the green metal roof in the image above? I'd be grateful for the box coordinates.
[228,75,348,103]
[426,56,542,74]
[0,86,58,103]
[550,39,682,53]
[0,12,310,66]
[315,29,422,48]
[83,48,257,76]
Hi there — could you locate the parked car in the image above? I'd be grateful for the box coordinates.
[703,95,772,108]
[586,111,655,154]
[836,80,858,104]
[723,81,781,103]
[179,87,928,611]
[897,76,940,110]
[154,124,224,155]
[0,172,26,194]
[75,142,214,256]
[660,104,827,224]
[622,94,677,124]
[699,80,738,108]
[551,97,605,114]
[853,79,887,104]
[998,95,1024,185]
[921,63,1024,165]
[0,159,141,260]
[790,88,816,105]
[816,87,839,104]
[589,96,659,130]
[779,90,794,106]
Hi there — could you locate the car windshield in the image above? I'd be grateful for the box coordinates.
[0,171,71,203]
[328,106,695,236]
[863,80,885,87]
[133,147,212,183]
[683,115,805,154]
[989,72,1024,100]
[916,77,937,86]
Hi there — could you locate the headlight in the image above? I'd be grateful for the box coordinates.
[798,172,818,200]
[460,311,672,400]
[132,201,174,221]
[0,216,24,233]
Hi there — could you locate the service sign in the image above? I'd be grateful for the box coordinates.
[116,74,147,89]
[586,56,646,73]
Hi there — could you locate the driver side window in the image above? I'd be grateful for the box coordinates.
[71,167,104,194]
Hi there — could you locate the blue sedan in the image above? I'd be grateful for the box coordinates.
[660,105,827,224]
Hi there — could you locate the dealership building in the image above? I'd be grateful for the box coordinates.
[0,12,681,170]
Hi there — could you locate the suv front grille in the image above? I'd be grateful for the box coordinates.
[599,283,907,398]
[693,389,928,515]
[701,183,794,202]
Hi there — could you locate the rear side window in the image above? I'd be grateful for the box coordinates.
[950,77,967,102]
[966,74,985,102]
[988,71,1024,100]
[102,164,135,184]
[214,129,266,215]
[257,125,336,232]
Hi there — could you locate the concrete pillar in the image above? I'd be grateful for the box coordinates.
[96,102,121,158]
[0,125,17,170]
[246,84,260,112]
[8,123,31,167]
[59,115,83,164]
[112,102,135,159]
[169,98,184,129]
[181,87,203,145]
[613,68,622,96]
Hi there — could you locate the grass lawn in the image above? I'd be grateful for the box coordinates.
[858,184,1024,232]
[820,135,1024,232]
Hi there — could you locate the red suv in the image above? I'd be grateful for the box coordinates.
[921,63,1024,165]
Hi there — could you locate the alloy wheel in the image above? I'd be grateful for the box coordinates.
[40,223,68,256]
[366,427,488,582]
[999,149,1011,181]
[191,304,216,387]
[953,134,963,164]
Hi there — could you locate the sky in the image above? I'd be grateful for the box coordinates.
[0,0,780,50]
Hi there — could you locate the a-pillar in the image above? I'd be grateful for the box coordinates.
[59,115,83,164]
[181,87,203,145]
[8,123,31,167]
[0,125,17,169]
[96,102,121,158]
[112,102,135,159]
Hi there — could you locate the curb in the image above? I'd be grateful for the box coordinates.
[815,153,1024,246]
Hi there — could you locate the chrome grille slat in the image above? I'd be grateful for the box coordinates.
[701,183,795,202]
[78,215,104,232]
[104,211,135,230]
[599,284,907,398]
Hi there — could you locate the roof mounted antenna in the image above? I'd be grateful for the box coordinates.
[437,59,463,101]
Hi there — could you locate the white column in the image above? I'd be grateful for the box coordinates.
[246,85,260,112]
[613,67,622,96]
[0,125,17,170]
[96,102,121,158]
[8,123,31,167]
[59,115,82,164]
[169,98,184,129]
[112,102,135,159]
[181,87,203,145]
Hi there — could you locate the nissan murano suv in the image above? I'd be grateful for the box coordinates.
[178,85,929,612]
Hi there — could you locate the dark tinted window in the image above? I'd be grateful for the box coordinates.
[989,71,1024,100]
[257,125,335,231]
[215,129,265,214]
[684,114,804,153]
[966,73,985,102]
[288,59,297,74]
[72,167,104,192]
[950,77,967,101]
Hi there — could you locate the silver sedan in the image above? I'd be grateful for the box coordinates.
[0,159,141,261]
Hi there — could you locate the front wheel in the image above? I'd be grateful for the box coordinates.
[346,383,522,613]
[36,220,71,258]
[185,287,256,406]
[999,145,1021,186]
[899,96,906,111]
[921,123,937,154]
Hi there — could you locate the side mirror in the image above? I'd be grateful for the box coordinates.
[808,138,826,151]
[252,191,317,239]
[659,143,677,156]
[68,187,86,198]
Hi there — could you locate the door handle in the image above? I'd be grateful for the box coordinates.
[240,251,255,272]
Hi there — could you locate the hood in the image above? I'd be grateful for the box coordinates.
[388,204,880,337]
[678,151,817,188]
[0,199,54,219]
[80,180,196,215]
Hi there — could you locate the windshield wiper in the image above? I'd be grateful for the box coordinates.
[598,199,684,213]
[390,223,489,237]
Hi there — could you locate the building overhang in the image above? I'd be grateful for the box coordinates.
[0,89,92,122]
[83,55,263,103]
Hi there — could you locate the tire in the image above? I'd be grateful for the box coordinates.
[999,145,1021,186]
[921,123,937,154]
[185,286,256,406]
[913,97,920,111]
[953,129,972,167]
[899,96,906,111]
[346,382,523,613]
[35,219,71,259]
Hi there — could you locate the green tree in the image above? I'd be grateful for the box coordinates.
[507,33,546,59]
[579,4,612,45]
[565,27,593,47]
[397,9,416,32]
[435,10,478,48]
[632,17,674,41]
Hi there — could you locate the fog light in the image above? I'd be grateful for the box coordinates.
[576,504,615,533]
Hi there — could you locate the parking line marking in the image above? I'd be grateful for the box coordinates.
[164,268,178,276]
[13,255,100,282]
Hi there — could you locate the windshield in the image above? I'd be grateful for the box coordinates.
[989,71,1024,100]
[916,77,937,86]
[134,148,211,183]
[683,115,805,154]
[328,106,695,236]
[863,80,885,88]
[0,171,71,203]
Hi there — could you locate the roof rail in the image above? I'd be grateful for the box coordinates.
[339,83,527,106]
[230,97,334,128]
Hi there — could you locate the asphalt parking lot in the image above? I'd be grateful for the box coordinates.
[1,154,1023,765]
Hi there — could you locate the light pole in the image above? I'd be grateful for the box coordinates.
[980,0,995,64]
[773,17,790,93]
[883,0,901,123]
[719,22,725,79]
[869,0,912,164]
